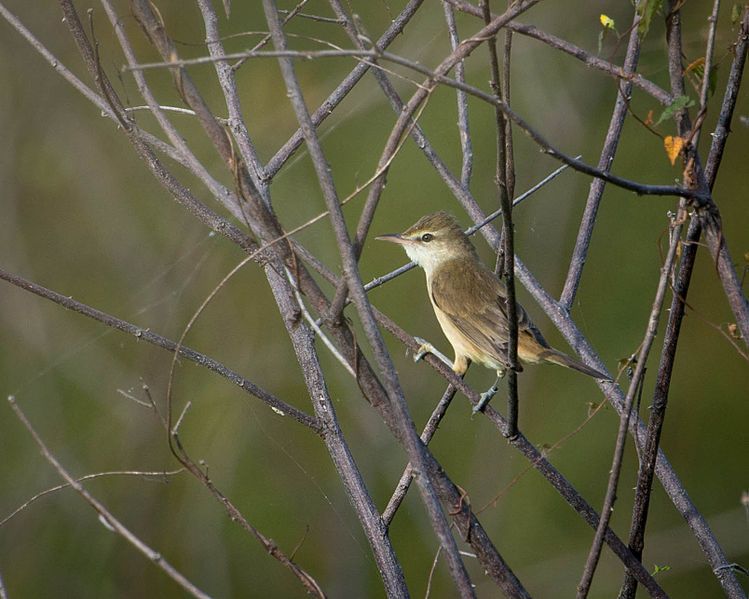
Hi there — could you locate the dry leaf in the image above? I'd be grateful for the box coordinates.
[664,135,685,166]
[685,57,706,76]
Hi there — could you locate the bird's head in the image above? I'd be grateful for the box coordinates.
[376,211,477,273]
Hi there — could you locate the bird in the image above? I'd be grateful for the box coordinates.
[376,211,611,412]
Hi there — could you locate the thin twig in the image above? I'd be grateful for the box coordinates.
[231,0,313,70]
[1,468,184,527]
[560,14,643,309]
[265,0,424,178]
[197,0,268,199]
[442,0,473,187]
[0,267,320,431]
[285,268,357,377]
[128,47,386,69]
[444,0,673,105]
[705,5,749,185]
[694,0,722,148]
[7,396,212,599]
[479,0,519,433]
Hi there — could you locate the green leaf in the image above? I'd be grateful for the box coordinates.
[655,95,695,126]
[637,0,664,38]
[652,564,672,576]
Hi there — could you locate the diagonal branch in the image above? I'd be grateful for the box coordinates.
[265,0,425,178]
[0,267,321,431]
[261,1,477,595]
[8,396,212,599]
[442,1,474,188]
[560,14,643,309]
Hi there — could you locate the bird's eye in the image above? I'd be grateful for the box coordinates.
[420,233,434,242]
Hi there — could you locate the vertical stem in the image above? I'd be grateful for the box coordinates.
[442,0,474,188]
[481,0,519,435]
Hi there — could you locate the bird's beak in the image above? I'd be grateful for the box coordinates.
[375,233,409,245]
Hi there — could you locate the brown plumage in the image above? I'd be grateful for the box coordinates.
[377,211,610,387]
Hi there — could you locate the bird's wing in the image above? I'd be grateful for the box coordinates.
[431,260,541,368]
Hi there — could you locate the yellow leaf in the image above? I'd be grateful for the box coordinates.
[600,14,616,29]
[664,136,685,166]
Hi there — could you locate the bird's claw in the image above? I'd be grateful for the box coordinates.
[413,336,434,363]
[472,385,499,414]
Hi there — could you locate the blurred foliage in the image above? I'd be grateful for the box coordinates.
[0,1,747,597]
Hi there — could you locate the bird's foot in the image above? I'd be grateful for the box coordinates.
[473,385,499,415]
[412,337,452,368]
[412,337,433,362]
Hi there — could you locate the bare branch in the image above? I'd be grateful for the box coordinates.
[560,15,643,309]
[7,396,212,599]
[445,0,672,104]
[265,0,425,178]
[382,385,457,526]
[261,1,475,594]
[442,1,474,187]
[0,267,319,431]
[1,468,184,528]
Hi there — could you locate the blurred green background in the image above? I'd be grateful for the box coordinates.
[0,1,747,597]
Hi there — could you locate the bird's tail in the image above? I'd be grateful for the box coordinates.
[539,348,611,380]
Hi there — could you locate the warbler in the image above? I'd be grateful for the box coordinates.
[376,211,610,411]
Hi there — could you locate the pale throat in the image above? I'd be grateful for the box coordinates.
[404,242,459,278]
